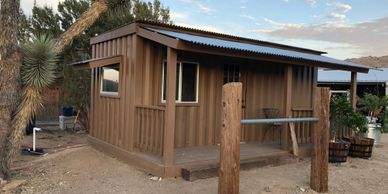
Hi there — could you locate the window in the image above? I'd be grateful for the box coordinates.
[224,64,240,83]
[162,61,199,103]
[101,64,120,95]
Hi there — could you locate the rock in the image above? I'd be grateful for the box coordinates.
[0,178,7,186]
[1,180,27,193]
[264,186,271,192]
[299,187,306,192]
[149,176,160,181]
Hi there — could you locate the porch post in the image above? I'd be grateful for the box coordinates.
[386,82,388,96]
[163,47,177,167]
[282,65,293,151]
[350,71,357,109]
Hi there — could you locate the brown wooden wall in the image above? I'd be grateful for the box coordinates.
[90,35,134,151]
[89,36,316,151]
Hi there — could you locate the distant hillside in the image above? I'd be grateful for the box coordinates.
[346,55,388,68]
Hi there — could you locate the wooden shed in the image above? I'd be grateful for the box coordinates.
[76,21,369,178]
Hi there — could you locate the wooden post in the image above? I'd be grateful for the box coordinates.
[282,65,293,151]
[289,122,299,156]
[218,82,242,194]
[163,47,177,167]
[310,87,330,193]
[350,72,357,109]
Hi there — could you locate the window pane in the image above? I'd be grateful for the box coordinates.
[181,62,197,102]
[162,62,179,101]
[224,64,240,84]
[102,64,119,93]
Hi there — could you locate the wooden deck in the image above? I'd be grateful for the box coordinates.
[132,141,305,178]
[90,136,310,178]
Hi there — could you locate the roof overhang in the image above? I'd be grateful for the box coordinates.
[89,21,371,73]
[70,55,123,69]
[138,27,370,73]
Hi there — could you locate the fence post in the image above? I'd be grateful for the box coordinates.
[218,82,242,194]
[310,87,330,193]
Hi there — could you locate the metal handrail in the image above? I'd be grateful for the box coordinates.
[241,117,319,124]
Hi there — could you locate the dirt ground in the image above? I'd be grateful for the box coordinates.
[5,132,388,194]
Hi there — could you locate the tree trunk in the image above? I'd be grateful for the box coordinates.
[0,0,22,180]
[54,0,108,52]
[0,0,108,180]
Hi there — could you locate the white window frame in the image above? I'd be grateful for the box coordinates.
[161,61,199,103]
[100,64,120,96]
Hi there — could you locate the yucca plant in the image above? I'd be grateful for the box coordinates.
[1,0,109,179]
[1,35,58,178]
[21,35,58,88]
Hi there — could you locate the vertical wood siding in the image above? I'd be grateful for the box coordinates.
[90,37,316,151]
[90,35,132,150]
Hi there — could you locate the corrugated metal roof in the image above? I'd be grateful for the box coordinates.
[146,27,370,71]
[318,68,388,83]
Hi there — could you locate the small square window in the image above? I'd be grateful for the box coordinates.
[101,64,120,95]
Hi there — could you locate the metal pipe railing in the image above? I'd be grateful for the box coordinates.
[241,117,319,124]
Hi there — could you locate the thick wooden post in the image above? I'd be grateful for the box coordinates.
[350,72,357,109]
[163,47,177,167]
[218,82,242,194]
[282,65,293,151]
[310,87,330,193]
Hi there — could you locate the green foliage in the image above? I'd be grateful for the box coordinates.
[20,35,58,88]
[132,0,170,23]
[345,111,368,133]
[359,93,388,118]
[18,9,30,43]
[19,0,171,129]
[330,95,368,134]
[29,5,62,38]
[61,65,90,108]
[378,109,388,133]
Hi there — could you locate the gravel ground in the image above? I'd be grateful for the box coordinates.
[7,134,388,194]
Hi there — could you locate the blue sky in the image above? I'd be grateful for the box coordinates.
[21,0,388,59]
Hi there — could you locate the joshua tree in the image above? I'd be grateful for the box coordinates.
[0,0,109,179]
[0,0,22,180]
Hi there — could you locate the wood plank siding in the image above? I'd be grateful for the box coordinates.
[89,36,316,154]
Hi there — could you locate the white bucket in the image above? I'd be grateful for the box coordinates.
[366,123,382,146]
[59,116,65,130]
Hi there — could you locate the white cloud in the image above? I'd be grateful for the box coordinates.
[175,22,227,34]
[180,0,215,14]
[327,2,352,13]
[170,12,189,21]
[21,0,61,15]
[305,0,317,7]
[197,3,214,14]
[240,14,256,20]
[250,29,271,33]
[335,2,352,13]
[262,17,304,29]
[282,0,289,2]
[329,12,346,20]
[240,6,247,9]
[252,16,388,57]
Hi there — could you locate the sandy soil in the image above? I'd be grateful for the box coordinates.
[13,129,87,168]
[7,134,388,194]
